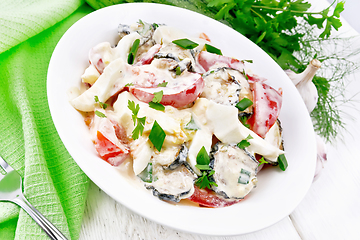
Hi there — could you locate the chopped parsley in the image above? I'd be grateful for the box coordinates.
[94,95,108,109]
[149,120,166,152]
[157,82,168,87]
[237,134,253,149]
[128,100,146,140]
[149,90,165,111]
[258,157,269,167]
[125,82,134,87]
[152,90,163,103]
[239,115,250,129]
[195,146,217,189]
[172,38,199,49]
[196,170,217,189]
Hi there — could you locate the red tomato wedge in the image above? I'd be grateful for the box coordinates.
[134,44,161,66]
[197,51,245,73]
[188,186,241,208]
[247,82,283,138]
[94,118,129,166]
[129,73,204,108]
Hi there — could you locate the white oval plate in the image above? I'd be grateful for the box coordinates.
[47,3,316,236]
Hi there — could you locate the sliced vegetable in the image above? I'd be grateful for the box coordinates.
[247,82,283,138]
[129,74,204,108]
[188,186,241,208]
[197,51,244,72]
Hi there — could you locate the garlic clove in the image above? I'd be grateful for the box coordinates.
[285,59,321,113]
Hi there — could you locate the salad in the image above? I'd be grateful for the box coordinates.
[69,20,287,208]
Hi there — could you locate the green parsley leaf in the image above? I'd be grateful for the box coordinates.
[152,90,163,103]
[195,170,217,189]
[205,43,222,55]
[128,38,140,64]
[237,135,253,149]
[149,101,165,111]
[95,110,106,118]
[172,38,199,49]
[184,115,200,130]
[236,98,253,111]
[239,115,250,129]
[128,100,140,125]
[94,95,108,109]
[258,157,269,167]
[149,120,166,152]
[196,146,210,165]
[128,100,145,140]
[278,154,288,171]
[157,82,168,87]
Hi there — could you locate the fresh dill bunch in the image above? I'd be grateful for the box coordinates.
[294,23,360,141]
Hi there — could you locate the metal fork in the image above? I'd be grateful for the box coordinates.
[0,155,68,240]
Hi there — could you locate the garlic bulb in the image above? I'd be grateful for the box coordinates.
[285,59,321,113]
[285,60,326,181]
[314,134,327,182]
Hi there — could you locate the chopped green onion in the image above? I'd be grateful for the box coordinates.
[242,59,253,63]
[95,110,106,118]
[205,44,222,55]
[184,115,200,130]
[128,38,140,64]
[149,120,166,152]
[236,98,253,111]
[138,162,153,183]
[175,66,181,75]
[172,38,199,49]
[196,146,210,165]
[149,101,165,111]
[195,164,212,171]
[278,154,288,171]
[238,168,251,184]
[152,90,163,103]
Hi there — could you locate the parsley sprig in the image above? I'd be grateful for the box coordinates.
[128,100,146,140]
[195,146,218,189]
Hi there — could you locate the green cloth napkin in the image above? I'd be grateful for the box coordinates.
[0,1,95,239]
